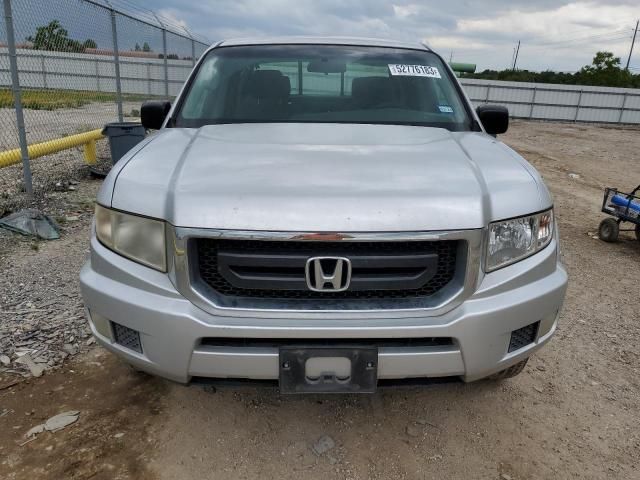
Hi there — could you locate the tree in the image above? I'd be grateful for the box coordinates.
[27,20,96,53]
[586,51,620,71]
[142,42,151,52]
[27,20,69,50]
[464,50,639,88]
[134,43,141,51]
[576,51,632,87]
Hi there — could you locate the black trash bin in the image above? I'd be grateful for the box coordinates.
[102,122,146,164]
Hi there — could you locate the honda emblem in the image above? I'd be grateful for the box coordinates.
[305,257,352,292]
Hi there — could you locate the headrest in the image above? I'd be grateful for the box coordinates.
[352,77,393,106]
[244,70,291,100]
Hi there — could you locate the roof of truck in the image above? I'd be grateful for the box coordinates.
[216,36,432,51]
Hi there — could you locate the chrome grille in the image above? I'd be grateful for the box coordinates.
[193,239,459,302]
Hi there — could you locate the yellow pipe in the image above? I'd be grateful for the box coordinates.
[0,128,104,168]
[84,139,97,165]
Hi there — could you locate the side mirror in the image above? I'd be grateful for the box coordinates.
[476,105,509,136]
[141,101,171,130]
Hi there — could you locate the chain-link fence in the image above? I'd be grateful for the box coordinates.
[0,0,209,194]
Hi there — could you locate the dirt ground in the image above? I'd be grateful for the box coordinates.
[1,120,639,480]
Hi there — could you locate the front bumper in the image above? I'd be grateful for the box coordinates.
[80,235,567,384]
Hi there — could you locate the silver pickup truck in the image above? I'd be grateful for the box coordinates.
[80,37,567,393]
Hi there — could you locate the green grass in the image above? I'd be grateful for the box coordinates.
[0,89,158,111]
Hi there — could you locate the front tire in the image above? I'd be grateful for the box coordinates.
[598,218,619,242]
[488,358,528,380]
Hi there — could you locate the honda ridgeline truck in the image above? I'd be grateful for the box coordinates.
[80,37,567,393]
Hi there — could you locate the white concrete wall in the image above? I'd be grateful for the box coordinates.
[0,47,196,97]
[459,78,640,124]
[2,48,640,124]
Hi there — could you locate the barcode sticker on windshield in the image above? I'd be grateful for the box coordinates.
[388,64,441,78]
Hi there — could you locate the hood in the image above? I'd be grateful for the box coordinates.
[107,123,548,232]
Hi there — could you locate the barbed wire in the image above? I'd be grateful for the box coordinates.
[84,0,211,46]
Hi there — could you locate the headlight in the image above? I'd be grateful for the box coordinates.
[486,209,554,272]
[95,204,167,272]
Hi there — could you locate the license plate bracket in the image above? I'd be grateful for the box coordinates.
[279,346,378,394]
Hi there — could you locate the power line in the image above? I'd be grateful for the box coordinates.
[539,34,633,51]
[441,28,634,58]
[433,25,638,71]
[529,19,639,39]
[541,27,631,43]
[528,28,634,47]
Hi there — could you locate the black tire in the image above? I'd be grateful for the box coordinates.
[636,224,640,243]
[487,358,529,380]
[598,218,619,242]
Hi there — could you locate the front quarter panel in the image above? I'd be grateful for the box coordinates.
[453,132,550,221]
[97,134,157,207]
[495,141,554,208]
[108,129,198,218]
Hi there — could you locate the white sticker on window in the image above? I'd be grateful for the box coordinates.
[388,64,441,78]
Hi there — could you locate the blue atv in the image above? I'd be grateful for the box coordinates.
[599,185,640,243]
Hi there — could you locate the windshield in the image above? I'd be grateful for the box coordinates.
[175,44,472,131]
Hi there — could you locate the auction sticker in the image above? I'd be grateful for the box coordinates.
[388,64,441,78]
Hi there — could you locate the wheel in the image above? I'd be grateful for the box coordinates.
[636,224,640,243]
[598,218,619,242]
[487,358,528,380]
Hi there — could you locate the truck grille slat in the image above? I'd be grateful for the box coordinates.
[192,239,459,303]
[199,337,455,348]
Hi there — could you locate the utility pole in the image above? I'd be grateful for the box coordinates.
[626,20,639,71]
[3,0,33,195]
[513,40,521,71]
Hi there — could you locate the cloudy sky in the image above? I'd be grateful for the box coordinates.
[131,1,639,72]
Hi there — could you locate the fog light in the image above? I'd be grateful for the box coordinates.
[508,321,539,353]
[111,322,143,353]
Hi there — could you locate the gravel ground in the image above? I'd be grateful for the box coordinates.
[0,100,139,378]
[0,120,639,480]
[0,175,100,378]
